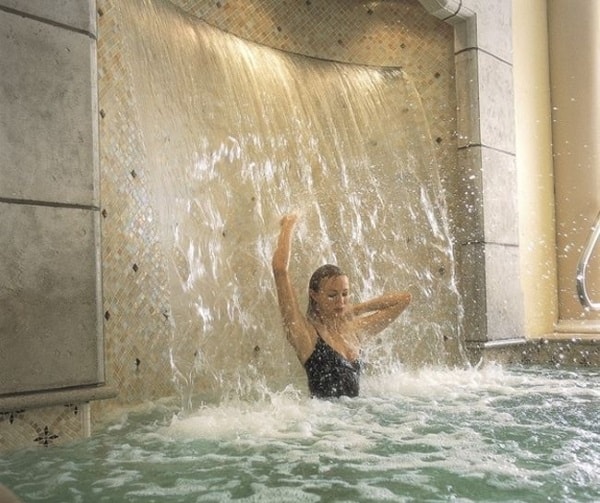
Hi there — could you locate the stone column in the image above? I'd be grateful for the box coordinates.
[0,1,113,408]
[419,0,525,346]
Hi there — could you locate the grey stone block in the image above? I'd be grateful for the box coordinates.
[0,203,102,395]
[0,0,96,35]
[478,52,515,154]
[481,148,518,245]
[485,244,525,341]
[0,9,98,206]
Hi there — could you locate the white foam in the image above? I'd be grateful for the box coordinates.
[5,365,599,503]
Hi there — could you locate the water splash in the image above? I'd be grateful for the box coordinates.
[4,367,598,502]
[118,0,466,405]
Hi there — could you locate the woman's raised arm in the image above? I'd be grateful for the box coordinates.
[272,214,315,362]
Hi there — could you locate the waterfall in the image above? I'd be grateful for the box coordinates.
[117,0,466,405]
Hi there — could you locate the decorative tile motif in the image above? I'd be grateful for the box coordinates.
[0,405,85,451]
[0,410,24,425]
[33,426,59,447]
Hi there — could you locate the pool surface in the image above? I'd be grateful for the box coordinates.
[1,365,598,502]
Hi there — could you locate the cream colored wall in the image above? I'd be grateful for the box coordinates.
[512,0,558,337]
[548,0,600,331]
[515,0,600,338]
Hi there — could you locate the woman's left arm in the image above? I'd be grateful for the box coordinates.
[351,291,412,338]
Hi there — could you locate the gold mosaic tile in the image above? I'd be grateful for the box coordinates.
[97,0,177,414]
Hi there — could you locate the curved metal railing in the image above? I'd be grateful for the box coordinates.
[576,209,600,310]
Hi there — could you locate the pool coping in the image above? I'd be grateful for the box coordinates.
[467,337,600,367]
[0,384,117,413]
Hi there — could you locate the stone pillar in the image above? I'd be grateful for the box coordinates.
[419,0,525,346]
[0,1,114,409]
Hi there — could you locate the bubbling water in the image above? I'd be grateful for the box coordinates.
[118,0,466,405]
[3,366,598,503]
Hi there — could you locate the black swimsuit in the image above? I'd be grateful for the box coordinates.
[303,335,361,398]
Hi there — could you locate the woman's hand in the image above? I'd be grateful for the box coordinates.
[280,213,299,229]
[273,213,299,274]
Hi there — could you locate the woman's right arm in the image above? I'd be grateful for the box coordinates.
[272,214,315,363]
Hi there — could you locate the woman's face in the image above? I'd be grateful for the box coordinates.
[311,275,350,319]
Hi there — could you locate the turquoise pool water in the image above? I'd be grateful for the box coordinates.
[1,365,598,502]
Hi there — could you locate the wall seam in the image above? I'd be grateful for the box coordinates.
[0,198,100,212]
[0,5,96,39]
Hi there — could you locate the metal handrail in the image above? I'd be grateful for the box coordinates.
[576,209,600,310]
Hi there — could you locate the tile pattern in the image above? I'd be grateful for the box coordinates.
[0,404,84,451]
[96,0,177,412]
[470,339,600,367]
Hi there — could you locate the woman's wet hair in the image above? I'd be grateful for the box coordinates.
[306,264,346,320]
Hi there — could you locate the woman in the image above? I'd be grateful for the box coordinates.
[272,214,411,398]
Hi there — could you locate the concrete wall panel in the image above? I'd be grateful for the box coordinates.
[0,203,102,395]
[0,10,97,206]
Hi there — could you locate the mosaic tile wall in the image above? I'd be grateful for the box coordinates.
[94,0,177,416]
[92,0,457,421]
